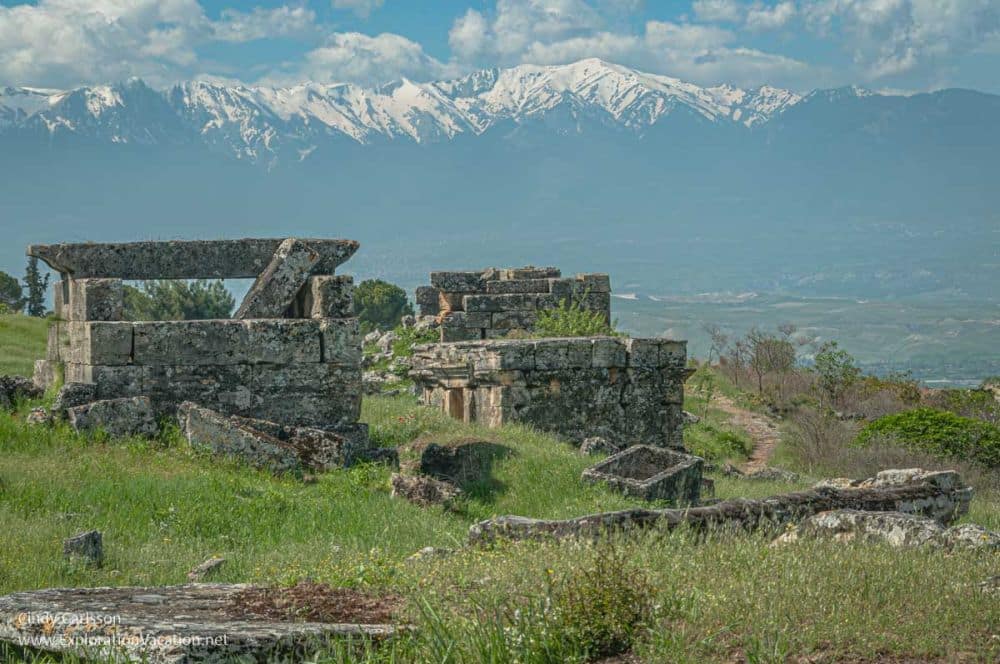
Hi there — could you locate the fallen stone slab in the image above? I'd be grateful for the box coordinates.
[51,382,98,417]
[0,374,42,409]
[235,238,320,319]
[468,468,973,544]
[67,397,158,438]
[28,238,359,280]
[582,445,703,505]
[63,530,103,566]
[391,473,462,508]
[0,583,401,664]
[187,557,225,581]
[773,509,1000,550]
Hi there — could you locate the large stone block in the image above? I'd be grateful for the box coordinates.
[132,320,322,365]
[28,238,359,279]
[582,445,703,505]
[430,271,485,293]
[591,337,627,367]
[626,338,661,367]
[438,291,465,312]
[499,267,561,280]
[67,396,158,438]
[32,359,59,391]
[145,364,256,415]
[319,318,361,365]
[236,238,321,319]
[491,311,538,330]
[63,364,147,400]
[416,286,441,316]
[46,323,64,361]
[464,294,537,313]
[177,402,303,474]
[485,279,552,294]
[65,322,133,365]
[574,273,612,294]
[442,311,492,329]
[61,279,124,321]
[534,340,593,370]
[291,275,354,319]
[441,326,483,342]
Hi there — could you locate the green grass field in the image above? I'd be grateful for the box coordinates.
[0,314,47,376]
[1,314,997,662]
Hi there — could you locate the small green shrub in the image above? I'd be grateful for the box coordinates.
[856,407,1000,467]
[550,543,656,659]
[533,293,618,338]
[354,279,413,333]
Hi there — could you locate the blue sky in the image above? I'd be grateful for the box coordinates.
[1,1,998,92]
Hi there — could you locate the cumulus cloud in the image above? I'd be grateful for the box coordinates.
[692,0,744,23]
[0,0,320,87]
[803,0,1000,78]
[296,32,455,86]
[447,0,811,88]
[331,0,386,19]
[745,1,797,31]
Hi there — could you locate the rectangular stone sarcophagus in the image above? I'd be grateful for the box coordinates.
[415,267,611,342]
[30,238,362,431]
[409,337,690,449]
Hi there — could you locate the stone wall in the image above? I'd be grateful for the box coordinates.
[415,267,611,341]
[30,238,363,431]
[409,337,690,448]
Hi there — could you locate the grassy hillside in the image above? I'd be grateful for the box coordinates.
[0,320,998,662]
[0,314,47,375]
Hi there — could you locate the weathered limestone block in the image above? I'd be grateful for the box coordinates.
[773,509,1000,550]
[228,415,361,470]
[491,311,538,330]
[145,364,255,416]
[441,326,483,342]
[63,530,103,566]
[464,294,537,313]
[485,278,552,294]
[592,337,627,367]
[533,339,593,370]
[416,287,441,316]
[235,238,320,319]
[0,375,42,409]
[67,396,158,438]
[469,468,975,544]
[28,238,359,279]
[59,278,124,321]
[0,584,400,663]
[499,267,561,280]
[574,273,612,293]
[132,320,321,365]
[177,402,303,474]
[441,311,492,329]
[52,382,98,416]
[319,317,362,365]
[32,359,59,391]
[391,473,461,508]
[438,291,465,312]
[582,446,703,504]
[290,275,354,319]
[65,322,133,365]
[430,271,486,293]
[63,364,147,401]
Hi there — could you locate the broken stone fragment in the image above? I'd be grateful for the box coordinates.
[772,509,1000,550]
[59,278,124,321]
[390,473,462,509]
[289,275,354,319]
[52,382,98,417]
[177,402,303,475]
[63,530,103,566]
[430,271,486,293]
[67,397,158,438]
[579,436,620,456]
[745,466,801,483]
[236,238,321,319]
[187,556,226,581]
[25,407,51,426]
[0,374,42,409]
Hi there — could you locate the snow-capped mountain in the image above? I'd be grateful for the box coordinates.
[1,59,806,161]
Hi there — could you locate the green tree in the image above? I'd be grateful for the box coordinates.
[0,271,24,313]
[124,280,235,320]
[812,340,860,403]
[353,279,413,333]
[23,257,50,317]
[746,328,797,395]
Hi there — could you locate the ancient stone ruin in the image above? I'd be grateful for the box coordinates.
[415,267,611,341]
[28,238,365,439]
[581,445,704,504]
[409,337,690,448]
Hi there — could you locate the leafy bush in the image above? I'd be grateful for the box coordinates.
[124,280,234,320]
[354,279,413,333]
[550,543,655,659]
[534,294,618,338]
[856,407,1000,468]
[812,340,860,403]
[0,271,23,313]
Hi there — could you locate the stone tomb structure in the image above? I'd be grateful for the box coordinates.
[415,267,611,341]
[410,337,690,449]
[29,238,363,432]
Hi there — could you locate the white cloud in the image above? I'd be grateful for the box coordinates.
[745,1,797,32]
[803,0,1000,79]
[297,32,454,86]
[331,0,386,19]
[692,0,744,23]
[0,1,322,87]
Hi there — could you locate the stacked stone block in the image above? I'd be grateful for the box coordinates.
[416,267,611,342]
[29,238,363,431]
[409,337,690,449]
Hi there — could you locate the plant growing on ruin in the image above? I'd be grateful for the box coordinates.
[353,279,413,333]
[534,292,618,338]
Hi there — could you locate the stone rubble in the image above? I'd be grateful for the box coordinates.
[0,374,41,409]
[390,473,462,508]
[63,530,103,566]
[187,556,226,581]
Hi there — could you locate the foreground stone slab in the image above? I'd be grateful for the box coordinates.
[28,238,359,279]
[67,397,158,438]
[0,584,399,664]
[235,238,320,319]
[772,509,1000,550]
[468,469,973,544]
[582,445,703,504]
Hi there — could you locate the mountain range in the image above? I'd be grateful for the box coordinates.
[1,58,998,379]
